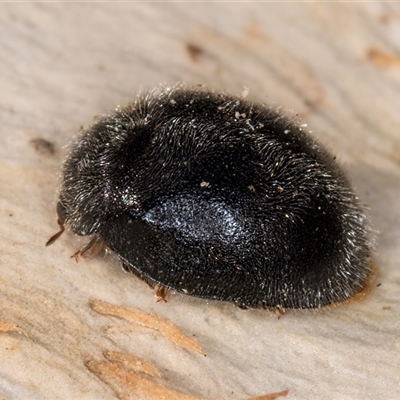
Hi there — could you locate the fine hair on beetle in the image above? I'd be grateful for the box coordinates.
[47,84,372,309]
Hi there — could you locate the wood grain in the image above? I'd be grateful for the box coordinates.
[1,3,399,399]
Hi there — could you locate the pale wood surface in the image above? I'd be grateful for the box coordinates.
[1,3,400,399]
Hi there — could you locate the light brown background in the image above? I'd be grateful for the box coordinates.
[1,3,400,399]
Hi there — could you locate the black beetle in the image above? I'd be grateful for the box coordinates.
[47,85,371,309]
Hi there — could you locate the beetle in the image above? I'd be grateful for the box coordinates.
[47,85,371,309]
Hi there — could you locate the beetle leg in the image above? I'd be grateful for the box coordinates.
[71,236,105,262]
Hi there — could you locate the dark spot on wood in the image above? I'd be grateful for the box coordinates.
[186,43,203,63]
[30,138,55,156]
